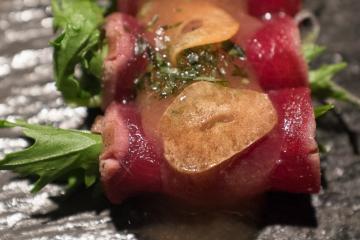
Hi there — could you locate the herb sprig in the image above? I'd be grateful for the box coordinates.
[51,0,106,107]
[303,43,360,117]
[139,44,227,97]
[0,120,103,192]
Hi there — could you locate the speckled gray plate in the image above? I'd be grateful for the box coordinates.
[0,0,359,239]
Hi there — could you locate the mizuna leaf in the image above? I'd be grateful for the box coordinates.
[51,0,105,107]
[303,43,360,107]
[309,63,360,107]
[0,120,103,192]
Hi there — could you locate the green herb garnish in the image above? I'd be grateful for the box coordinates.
[222,41,246,60]
[310,63,360,106]
[314,104,335,118]
[302,43,326,63]
[140,45,226,97]
[51,0,106,107]
[0,120,103,192]
[304,44,360,108]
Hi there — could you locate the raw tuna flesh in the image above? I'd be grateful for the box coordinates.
[269,88,320,193]
[117,0,140,16]
[248,0,302,18]
[243,16,309,91]
[99,103,162,203]
[103,13,147,107]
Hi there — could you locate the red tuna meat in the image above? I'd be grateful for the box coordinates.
[248,0,302,18]
[103,13,147,107]
[243,16,309,91]
[117,0,140,16]
[269,88,320,193]
[99,103,162,203]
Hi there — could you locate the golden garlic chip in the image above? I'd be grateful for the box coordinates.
[169,2,240,63]
[160,82,278,174]
[138,0,240,64]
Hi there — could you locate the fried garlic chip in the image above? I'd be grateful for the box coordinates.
[160,82,277,174]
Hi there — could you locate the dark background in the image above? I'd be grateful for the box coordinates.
[0,0,359,239]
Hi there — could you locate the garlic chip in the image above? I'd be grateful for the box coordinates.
[138,0,239,64]
[160,82,277,174]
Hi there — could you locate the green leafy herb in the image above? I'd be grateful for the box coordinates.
[309,63,360,107]
[0,120,103,192]
[140,45,226,97]
[222,41,246,60]
[303,44,360,107]
[302,43,326,63]
[51,0,106,107]
[314,104,335,118]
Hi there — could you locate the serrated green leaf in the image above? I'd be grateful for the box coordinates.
[309,63,347,85]
[302,43,360,107]
[51,0,105,107]
[0,120,103,192]
[309,63,360,107]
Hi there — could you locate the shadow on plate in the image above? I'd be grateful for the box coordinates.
[109,193,317,240]
[30,188,317,240]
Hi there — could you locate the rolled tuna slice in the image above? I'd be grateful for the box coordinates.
[98,87,319,205]
[98,103,162,203]
[247,0,302,18]
[117,0,141,15]
[103,13,148,107]
[269,88,320,193]
[239,16,309,91]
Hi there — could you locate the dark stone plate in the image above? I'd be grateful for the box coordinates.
[0,0,359,239]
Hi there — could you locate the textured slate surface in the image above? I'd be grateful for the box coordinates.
[0,0,359,239]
